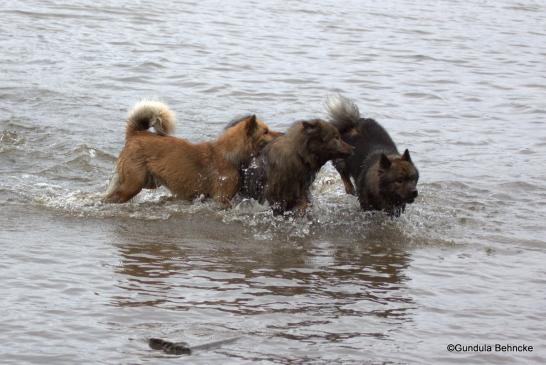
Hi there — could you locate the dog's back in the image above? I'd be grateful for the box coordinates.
[326,95,398,183]
[342,118,399,178]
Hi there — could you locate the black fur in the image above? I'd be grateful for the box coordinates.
[334,117,399,176]
[327,95,419,216]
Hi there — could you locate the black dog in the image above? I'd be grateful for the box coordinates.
[326,95,419,216]
[241,118,353,215]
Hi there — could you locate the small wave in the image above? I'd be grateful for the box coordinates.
[497,181,545,193]
[402,92,444,101]
[110,75,153,84]
[34,188,182,220]
[504,4,542,13]
[36,144,116,182]
[0,130,26,153]
[1,117,42,132]
[70,144,117,162]
[132,61,166,71]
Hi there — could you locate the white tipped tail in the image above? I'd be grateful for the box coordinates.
[325,94,360,132]
[126,100,175,138]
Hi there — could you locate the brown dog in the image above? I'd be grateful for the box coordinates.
[104,101,280,206]
[241,119,354,215]
[326,95,419,216]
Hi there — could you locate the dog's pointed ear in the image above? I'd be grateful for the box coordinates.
[246,115,257,135]
[379,154,391,170]
[302,120,320,135]
[401,149,412,162]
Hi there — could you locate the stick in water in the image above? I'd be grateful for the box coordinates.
[149,336,241,355]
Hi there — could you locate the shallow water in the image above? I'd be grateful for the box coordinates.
[1,0,545,364]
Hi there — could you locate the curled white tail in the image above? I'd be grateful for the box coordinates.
[126,100,175,137]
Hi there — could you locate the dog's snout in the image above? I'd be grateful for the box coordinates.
[341,142,354,155]
[411,190,418,198]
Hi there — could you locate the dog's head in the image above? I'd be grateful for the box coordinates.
[378,149,419,204]
[224,114,283,160]
[241,115,283,152]
[300,119,354,162]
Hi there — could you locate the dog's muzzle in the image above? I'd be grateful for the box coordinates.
[406,190,418,203]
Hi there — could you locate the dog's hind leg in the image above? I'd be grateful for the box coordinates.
[212,171,239,209]
[333,159,355,195]
[103,163,147,203]
[143,173,161,189]
[293,196,310,217]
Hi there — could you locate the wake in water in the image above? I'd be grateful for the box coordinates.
[1,119,456,245]
[17,162,456,247]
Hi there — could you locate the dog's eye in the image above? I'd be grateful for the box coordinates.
[397,178,404,183]
[264,129,269,135]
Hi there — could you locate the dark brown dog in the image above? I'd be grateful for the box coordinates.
[104,100,280,206]
[241,119,353,215]
[326,95,419,216]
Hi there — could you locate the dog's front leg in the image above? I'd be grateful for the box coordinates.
[333,159,356,195]
[293,196,310,217]
[357,191,373,211]
[216,196,233,209]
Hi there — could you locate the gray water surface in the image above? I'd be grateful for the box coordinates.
[1,0,545,364]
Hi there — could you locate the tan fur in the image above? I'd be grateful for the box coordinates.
[104,101,280,206]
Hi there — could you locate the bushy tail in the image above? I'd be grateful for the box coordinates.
[325,94,360,133]
[125,100,175,138]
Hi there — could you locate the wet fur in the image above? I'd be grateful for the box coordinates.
[241,119,353,215]
[104,101,280,206]
[326,95,419,216]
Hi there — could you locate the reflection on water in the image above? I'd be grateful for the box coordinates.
[112,223,414,343]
